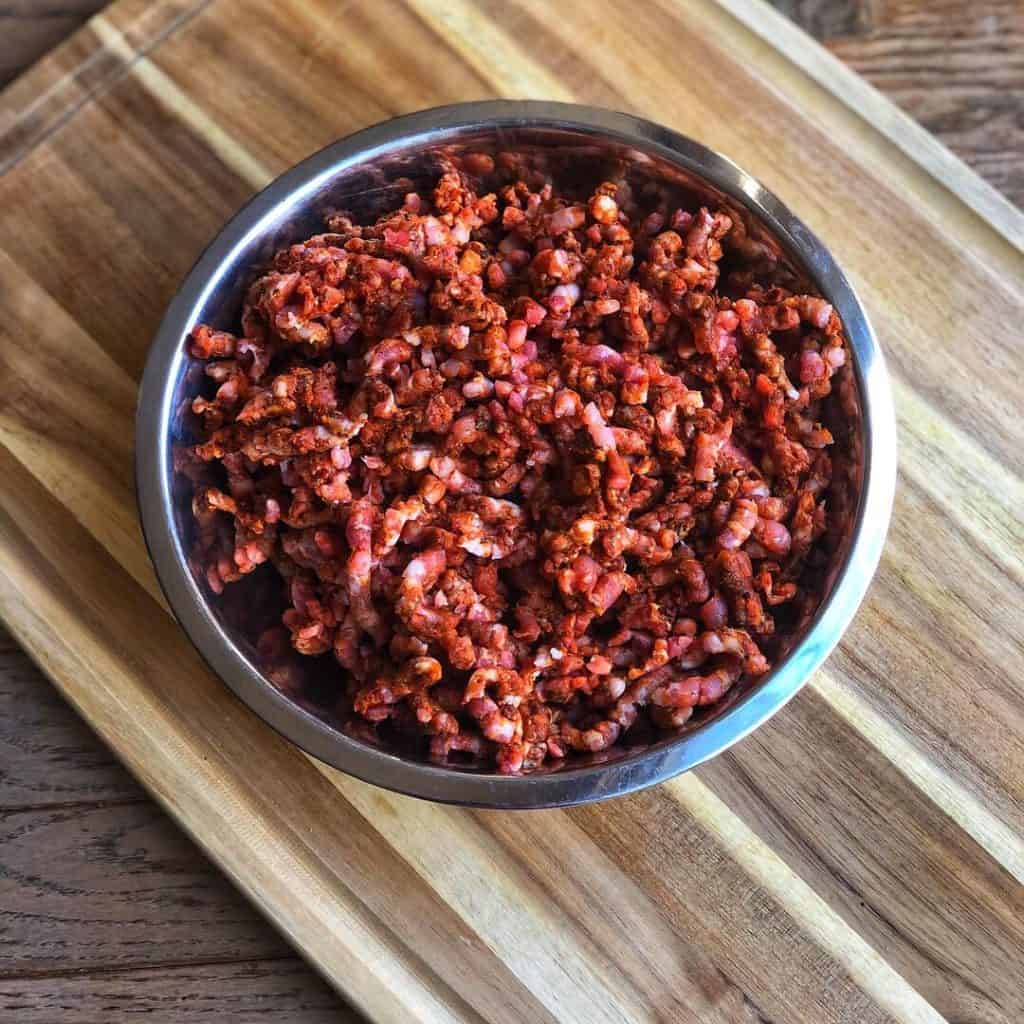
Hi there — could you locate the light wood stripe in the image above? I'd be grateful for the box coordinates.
[90,15,274,190]
[328,777,648,1024]
[2,2,174,127]
[0,247,162,608]
[666,775,948,1024]
[813,670,1024,886]
[696,687,1024,1022]
[405,0,576,102]
[891,377,1024,578]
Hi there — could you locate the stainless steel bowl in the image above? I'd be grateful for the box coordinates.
[137,101,896,808]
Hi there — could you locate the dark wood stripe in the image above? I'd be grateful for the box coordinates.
[0,957,356,1023]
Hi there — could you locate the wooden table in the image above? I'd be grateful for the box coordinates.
[0,3,1020,1021]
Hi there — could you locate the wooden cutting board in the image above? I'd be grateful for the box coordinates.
[1,1,1022,1021]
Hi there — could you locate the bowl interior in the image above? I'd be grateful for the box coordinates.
[143,107,876,805]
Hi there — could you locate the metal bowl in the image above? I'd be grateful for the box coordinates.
[136,101,896,808]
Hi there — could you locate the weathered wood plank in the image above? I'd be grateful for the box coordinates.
[767,0,1024,208]
[768,0,869,38]
[0,627,142,808]
[834,1,1023,209]
[0,801,294,973]
[0,959,358,1023]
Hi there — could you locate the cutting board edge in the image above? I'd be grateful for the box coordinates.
[715,0,1024,252]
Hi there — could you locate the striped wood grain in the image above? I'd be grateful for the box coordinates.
[0,2,1021,1022]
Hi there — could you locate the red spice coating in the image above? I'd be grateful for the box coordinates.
[177,163,847,774]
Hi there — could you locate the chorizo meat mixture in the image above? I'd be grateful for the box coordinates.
[177,160,847,774]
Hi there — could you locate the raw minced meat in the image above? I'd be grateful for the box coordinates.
[176,159,848,774]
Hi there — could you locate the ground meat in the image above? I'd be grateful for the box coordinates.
[177,162,848,774]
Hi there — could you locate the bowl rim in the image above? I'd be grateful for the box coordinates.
[136,100,897,808]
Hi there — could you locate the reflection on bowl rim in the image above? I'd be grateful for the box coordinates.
[136,101,897,809]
